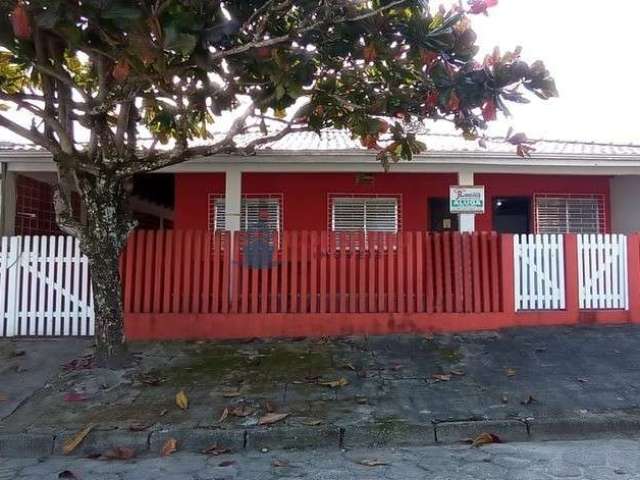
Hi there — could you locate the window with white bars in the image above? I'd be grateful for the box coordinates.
[330,196,399,233]
[534,194,606,234]
[209,195,282,232]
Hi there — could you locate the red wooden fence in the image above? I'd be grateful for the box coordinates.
[121,230,504,316]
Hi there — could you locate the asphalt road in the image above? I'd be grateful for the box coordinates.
[1,439,639,480]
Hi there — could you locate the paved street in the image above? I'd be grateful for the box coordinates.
[1,439,640,480]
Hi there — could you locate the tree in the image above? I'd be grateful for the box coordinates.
[0,0,556,366]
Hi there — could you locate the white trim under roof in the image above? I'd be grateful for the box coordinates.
[2,151,640,175]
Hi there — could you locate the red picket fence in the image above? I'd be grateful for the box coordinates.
[121,230,505,316]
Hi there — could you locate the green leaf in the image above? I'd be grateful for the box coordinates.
[101,3,143,22]
[164,31,197,56]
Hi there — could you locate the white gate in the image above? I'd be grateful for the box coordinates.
[514,234,566,311]
[578,234,628,310]
[0,236,94,337]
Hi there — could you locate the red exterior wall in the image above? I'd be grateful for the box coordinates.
[173,172,611,232]
[475,173,611,232]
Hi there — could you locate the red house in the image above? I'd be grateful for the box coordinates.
[1,130,640,339]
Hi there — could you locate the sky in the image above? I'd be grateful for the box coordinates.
[1,0,638,145]
[465,0,640,143]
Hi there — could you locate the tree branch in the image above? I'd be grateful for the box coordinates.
[0,112,57,152]
[208,0,407,62]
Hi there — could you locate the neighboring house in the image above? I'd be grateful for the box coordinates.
[1,129,640,339]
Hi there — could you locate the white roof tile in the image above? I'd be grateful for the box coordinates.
[2,129,640,158]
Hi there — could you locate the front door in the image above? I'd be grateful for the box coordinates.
[429,197,458,232]
[493,197,531,234]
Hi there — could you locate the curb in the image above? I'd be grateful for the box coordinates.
[2,414,640,458]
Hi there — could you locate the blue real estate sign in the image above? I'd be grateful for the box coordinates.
[449,185,485,214]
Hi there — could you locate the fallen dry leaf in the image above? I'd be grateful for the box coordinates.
[63,424,95,455]
[520,395,537,405]
[431,373,451,382]
[139,373,165,386]
[319,377,349,388]
[219,460,237,467]
[358,459,389,467]
[222,387,242,398]
[159,409,168,417]
[201,443,231,456]
[471,432,502,448]
[218,407,230,423]
[102,446,136,460]
[176,390,189,410]
[450,369,465,376]
[258,412,289,425]
[128,422,150,432]
[505,368,517,377]
[230,405,255,417]
[272,459,290,467]
[58,470,79,479]
[62,355,94,372]
[342,363,356,371]
[301,418,323,426]
[161,437,177,457]
[63,392,88,402]
[355,396,368,405]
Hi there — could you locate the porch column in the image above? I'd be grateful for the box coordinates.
[0,165,16,236]
[225,168,242,232]
[457,169,475,233]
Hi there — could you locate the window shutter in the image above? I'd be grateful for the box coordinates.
[535,195,604,234]
[364,198,398,232]
[332,197,398,233]
[243,198,280,232]
[213,197,226,231]
[332,198,365,231]
[210,196,281,232]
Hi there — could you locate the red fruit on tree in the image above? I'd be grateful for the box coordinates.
[482,99,497,121]
[10,3,32,40]
[468,0,498,15]
[256,47,271,59]
[112,60,131,82]
[447,92,460,112]
[363,44,377,63]
[378,120,389,134]
[425,91,439,110]
[420,49,439,67]
[360,134,380,150]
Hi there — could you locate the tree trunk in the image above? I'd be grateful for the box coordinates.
[80,172,135,368]
[55,164,135,368]
[84,239,127,367]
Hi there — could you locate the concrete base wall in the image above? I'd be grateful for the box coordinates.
[611,176,640,234]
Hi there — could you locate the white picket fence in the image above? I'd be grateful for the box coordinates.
[578,234,629,310]
[0,236,94,337]
[514,234,566,311]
